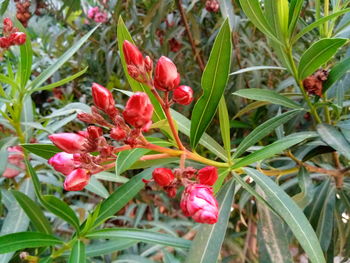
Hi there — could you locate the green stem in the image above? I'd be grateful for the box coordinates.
[51,238,77,259]
[324,0,330,36]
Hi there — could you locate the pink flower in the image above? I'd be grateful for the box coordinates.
[152,168,175,186]
[3,146,25,178]
[197,166,218,186]
[64,169,90,191]
[87,7,99,19]
[49,133,88,154]
[173,85,194,105]
[48,152,76,175]
[91,83,116,116]
[180,184,219,224]
[9,32,26,45]
[94,12,108,23]
[154,56,180,91]
[123,92,154,129]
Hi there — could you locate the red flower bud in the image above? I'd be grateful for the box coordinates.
[0,37,11,49]
[127,65,140,79]
[3,18,13,33]
[87,126,103,139]
[123,40,145,68]
[152,168,175,186]
[110,126,127,141]
[123,92,154,129]
[154,56,180,91]
[48,152,76,175]
[145,56,153,72]
[49,133,88,154]
[197,166,218,186]
[64,169,90,191]
[9,32,26,45]
[180,184,219,224]
[173,85,194,105]
[205,0,220,12]
[91,83,116,116]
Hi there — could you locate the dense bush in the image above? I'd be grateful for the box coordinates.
[0,0,350,262]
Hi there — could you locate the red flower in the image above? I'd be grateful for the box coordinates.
[49,133,88,154]
[205,0,220,12]
[197,166,218,186]
[0,37,11,49]
[110,126,127,141]
[154,56,180,91]
[48,152,76,175]
[9,32,26,45]
[123,40,145,68]
[3,18,13,33]
[173,85,194,105]
[91,83,116,116]
[152,168,175,186]
[87,126,103,139]
[180,184,219,224]
[123,92,154,129]
[64,169,90,191]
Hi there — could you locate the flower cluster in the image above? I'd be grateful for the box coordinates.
[87,7,108,23]
[15,0,31,27]
[303,69,329,97]
[205,0,220,12]
[0,18,26,52]
[148,166,219,224]
[3,146,25,178]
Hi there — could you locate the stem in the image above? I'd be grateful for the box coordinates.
[324,0,330,37]
[140,153,172,161]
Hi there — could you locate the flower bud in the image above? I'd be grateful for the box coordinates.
[123,40,145,68]
[197,166,218,186]
[127,65,140,79]
[145,56,153,72]
[152,168,175,186]
[205,0,220,12]
[87,7,99,19]
[154,56,180,91]
[9,32,26,45]
[94,12,108,23]
[64,169,90,191]
[110,126,127,141]
[87,126,103,139]
[91,83,116,116]
[180,184,219,224]
[123,92,154,129]
[3,146,25,178]
[48,152,76,175]
[3,18,13,33]
[49,133,88,154]
[0,37,11,49]
[173,85,194,105]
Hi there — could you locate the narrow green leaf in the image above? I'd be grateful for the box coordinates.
[323,56,350,92]
[11,190,52,234]
[21,144,61,160]
[288,0,304,35]
[28,25,99,91]
[317,124,350,159]
[116,148,150,176]
[0,0,9,15]
[190,19,232,149]
[85,177,109,199]
[298,38,347,80]
[0,74,20,90]
[229,66,286,75]
[0,232,63,254]
[244,168,326,263]
[86,228,191,249]
[232,101,269,119]
[94,172,129,183]
[84,240,136,257]
[69,240,86,263]
[185,180,235,263]
[233,110,301,158]
[233,88,302,109]
[117,17,165,123]
[292,167,314,209]
[218,97,231,159]
[232,132,317,169]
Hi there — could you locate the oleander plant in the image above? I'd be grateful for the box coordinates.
[0,0,350,262]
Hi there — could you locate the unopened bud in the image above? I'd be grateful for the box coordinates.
[64,169,90,191]
[197,166,218,186]
[173,85,194,105]
[110,126,127,141]
[145,56,153,72]
[152,168,175,186]
[154,56,180,91]
[127,65,140,79]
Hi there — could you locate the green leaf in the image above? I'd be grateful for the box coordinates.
[69,240,86,263]
[244,168,326,263]
[42,195,80,232]
[0,0,9,15]
[293,8,350,43]
[233,110,301,158]
[323,56,350,92]
[233,88,302,109]
[85,177,109,199]
[0,74,20,90]
[317,124,350,159]
[21,144,61,159]
[232,132,317,169]
[32,67,88,92]
[117,17,165,123]
[185,180,235,263]
[292,167,314,209]
[288,0,304,35]
[190,19,232,149]
[28,25,99,91]
[229,66,286,75]
[298,38,347,80]
[86,228,191,249]
[84,240,136,257]
[94,172,129,183]
[116,148,150,176]
[11,190,52,234]
[218,97,231,159]
[0,232,63,254]
[93,169,152,227]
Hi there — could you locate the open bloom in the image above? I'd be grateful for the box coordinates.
[87,7,99,19]
[64,169,90,191]
[3,146,25,178]
[197,166,218,186]
[180,184,219,224]
[123,92,154,129]
[48,152,76,175]
[94,12,108,23]
[49,133,88,154]
[152,168,175,186]
[154,56,180,91]
[173,85,194,105]
[91,83,116,116]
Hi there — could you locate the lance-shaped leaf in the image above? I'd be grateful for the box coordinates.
[69,240,86,263]
[323,56,350,92]
[190,19,232,148]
